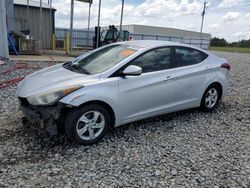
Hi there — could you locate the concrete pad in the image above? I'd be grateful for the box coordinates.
[43,49,86,57]
[9,54,74,62]
[9,50,87,62]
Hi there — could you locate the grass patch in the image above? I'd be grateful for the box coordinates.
[210,47,250,54]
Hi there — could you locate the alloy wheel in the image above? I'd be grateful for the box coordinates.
[205,88,218,108]
[76,111,105,141]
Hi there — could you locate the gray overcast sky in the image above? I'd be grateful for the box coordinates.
[51,0,250,42]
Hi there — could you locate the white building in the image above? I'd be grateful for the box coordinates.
[103,24,211,49]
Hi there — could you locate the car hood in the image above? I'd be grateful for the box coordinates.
[17,64,100,97]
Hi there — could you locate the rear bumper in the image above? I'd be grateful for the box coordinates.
[19,97,66,136]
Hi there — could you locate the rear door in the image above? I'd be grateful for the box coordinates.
[173,46,216,109]
[117,47,176,123]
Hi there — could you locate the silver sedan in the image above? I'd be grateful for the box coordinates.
[17,40,230,145]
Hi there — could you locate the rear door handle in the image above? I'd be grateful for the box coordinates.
[205,67,212,71]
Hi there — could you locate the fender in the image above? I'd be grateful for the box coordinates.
[59,77,120,126]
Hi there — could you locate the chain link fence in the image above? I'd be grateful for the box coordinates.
[55,28,210,50]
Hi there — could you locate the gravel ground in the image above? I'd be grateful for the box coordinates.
[0,52,249,187]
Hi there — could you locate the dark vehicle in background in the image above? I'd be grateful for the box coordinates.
[93,25,130,48]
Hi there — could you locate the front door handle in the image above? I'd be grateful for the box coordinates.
[164,76,173,81]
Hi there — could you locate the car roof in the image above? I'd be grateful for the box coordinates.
[117,40,208,53]
[118,40,179,48]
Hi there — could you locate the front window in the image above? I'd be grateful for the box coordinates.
[63,45,138,74]
[129,47,172,73]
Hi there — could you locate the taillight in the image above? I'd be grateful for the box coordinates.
[221,63,230,70]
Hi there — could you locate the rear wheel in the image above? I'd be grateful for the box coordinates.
[65,104,110,145]
[200,85,221,111]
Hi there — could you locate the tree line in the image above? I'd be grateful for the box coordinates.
[210,37,250,48]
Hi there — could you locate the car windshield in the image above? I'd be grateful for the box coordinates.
[64,45,137,74]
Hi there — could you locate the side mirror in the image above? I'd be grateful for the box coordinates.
[123,65,142,76]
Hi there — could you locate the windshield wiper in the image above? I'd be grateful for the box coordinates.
[71,64,90,74]
[63,61,90,74]
[63,61,72,68]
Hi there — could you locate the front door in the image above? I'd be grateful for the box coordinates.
[117,47,176,124]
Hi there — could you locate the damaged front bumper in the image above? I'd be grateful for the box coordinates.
[19,97,67,136]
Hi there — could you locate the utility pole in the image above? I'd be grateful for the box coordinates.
[27,0,30,34]
[39,0,43,52]
[70,0,74,55]
[0,0,9,60]
[200,1,207,35]
[200,1,207,48]
[87,2,92,51]
[120,0,124,31]
[96,0,101,48]
[49,0,53,49]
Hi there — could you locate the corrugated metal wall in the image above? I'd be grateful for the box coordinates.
[14,5,54,49]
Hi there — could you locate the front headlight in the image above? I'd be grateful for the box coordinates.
[27,86,81,106]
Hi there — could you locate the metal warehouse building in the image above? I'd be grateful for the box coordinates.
[120,24,211,39]
[9,0,56,49]
[107,24,211,49]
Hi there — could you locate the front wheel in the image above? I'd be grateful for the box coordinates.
[200,85,221,111]
[65,104,111,145]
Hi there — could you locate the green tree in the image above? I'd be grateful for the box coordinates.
[210,37,228,47]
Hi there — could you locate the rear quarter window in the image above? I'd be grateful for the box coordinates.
[175,47,208,67]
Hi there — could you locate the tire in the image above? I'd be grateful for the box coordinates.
[65,104,111,145]
[200,84,221,112]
